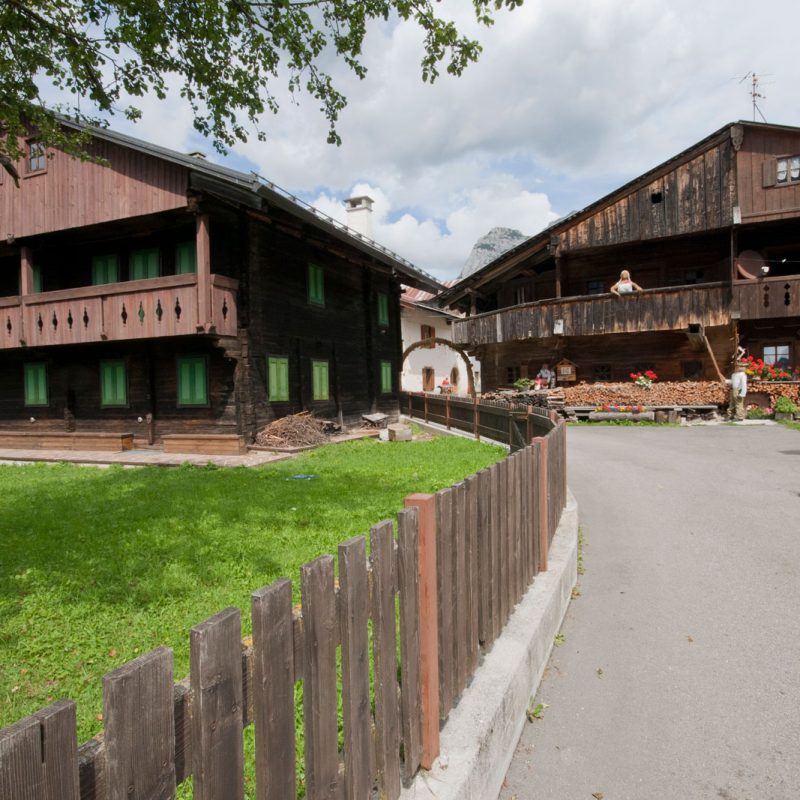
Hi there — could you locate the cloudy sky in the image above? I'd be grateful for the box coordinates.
[98,0,799,280]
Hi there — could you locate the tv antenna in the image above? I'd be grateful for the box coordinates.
[738,71,767,122]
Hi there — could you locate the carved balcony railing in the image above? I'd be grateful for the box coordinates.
[0,273,238,350]
[452,283,734,347]
[732,275,800,320]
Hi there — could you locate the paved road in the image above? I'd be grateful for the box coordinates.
[500,425,800,800]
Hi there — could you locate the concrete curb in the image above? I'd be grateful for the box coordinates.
[401,490,579,800]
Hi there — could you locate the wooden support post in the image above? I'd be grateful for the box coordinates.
[403,493,440,770]
[20,246,34,296]
[474,394,479,440]
[533,437,549,572]
[196,213,212,327]
[555,254,563,298]
[445,394,451,429]
[730,226,738,283]
[526,406,532,443]
[424,393,429,424]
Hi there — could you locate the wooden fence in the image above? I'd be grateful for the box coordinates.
[401,391,556,451]
[0,419,568,800]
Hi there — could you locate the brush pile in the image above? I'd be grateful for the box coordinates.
[255,412,331,448]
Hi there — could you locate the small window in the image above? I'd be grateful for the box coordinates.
[776,156,800,185]
[308,263,325,306]
[28,141,46,173]
[422,367,435,391]
[100,360,128,407]
[311,359,329,401]
[763,344,791,368]
[681,360,703,380]
[506,366,520,384]
[31,265,42,294]
[377,292,389,327]
[650,191,663,204]
[130,248,160,281]
[684,269,705,285]
[175,242,197,274]
[92,254,120,285]
[176,356,208,406]
[450,366,459,390]
[380,360,393,394]
[420,324,435,348]
[268,356,290,402]
[587,280,605,295]
[594,364,611,381]
[514,286,526,305]
[24,362,48,406]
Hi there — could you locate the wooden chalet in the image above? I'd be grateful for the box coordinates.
[440,121,800,388]
[0,122,442,449]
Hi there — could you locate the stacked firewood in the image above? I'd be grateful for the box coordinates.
[255,412,332,448]
[561,381,728,407]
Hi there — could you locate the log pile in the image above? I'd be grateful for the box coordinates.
[561,381,728,407]
[255,412,332,448]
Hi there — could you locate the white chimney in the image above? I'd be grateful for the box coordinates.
[345,195,374,239]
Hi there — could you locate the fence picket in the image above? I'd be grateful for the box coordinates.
[489,463,502,643]
[464,474,480,677]
[435,488,455,719]
[252,579,296,800]
[0,700,80,800]
[339,537,373,800]
[371,521,401,800]
[301,555,340,800]
[476,469,491,648]
[498,458,510,627]
[397,508,422,781]
[453,482,469,698]
[103,646,176,800]
[191,607,244,800]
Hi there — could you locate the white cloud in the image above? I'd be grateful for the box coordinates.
[37,0,800,279]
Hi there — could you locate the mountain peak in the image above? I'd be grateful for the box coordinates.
[460,227,528,278]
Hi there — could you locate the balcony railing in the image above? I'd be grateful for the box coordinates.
[733,275,800,320]
[452,283,733,347]
[0,273,238,351]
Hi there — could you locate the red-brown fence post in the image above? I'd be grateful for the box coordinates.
[424,394,429,424]
[446,394,451,429]
[403,493,440,769]
[473,394,479,440]
[533,436,549,572]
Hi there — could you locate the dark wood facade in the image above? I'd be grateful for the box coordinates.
[0,125,440,443]
[444,122,800,388]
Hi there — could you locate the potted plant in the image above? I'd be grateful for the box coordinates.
[774,396,799,420]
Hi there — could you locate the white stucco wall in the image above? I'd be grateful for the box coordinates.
[401,306,481,394]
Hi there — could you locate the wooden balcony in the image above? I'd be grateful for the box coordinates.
[452,283,734,347]
[0,273,237,350]
[732,275,800,320]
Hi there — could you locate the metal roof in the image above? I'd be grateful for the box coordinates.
[58,117,444,293]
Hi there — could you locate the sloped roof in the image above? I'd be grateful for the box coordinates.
[438,119,800,306]
[58,118,444,293]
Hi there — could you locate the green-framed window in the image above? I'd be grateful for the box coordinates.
[130,248,160,281]
[31,265,42,294]
[311,359,329,401]
[100,360,128,407]
[308,263,325,306]
[175,241,197,274]
[268,356,290,402]
[380,360,393,394]
[23,362,48,406]
[92,254,120,285]
[176,356,209,406]
[377,292,389,327]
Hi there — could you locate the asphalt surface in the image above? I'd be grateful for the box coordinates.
[499,424,800,800]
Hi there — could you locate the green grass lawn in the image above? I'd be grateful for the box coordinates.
[0,435,503,746]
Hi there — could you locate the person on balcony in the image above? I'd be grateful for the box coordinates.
[610,269,643,296]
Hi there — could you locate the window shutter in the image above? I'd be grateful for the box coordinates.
[312,360,329,400]
[381,360,392,394]
[31,265,42,294]
[176,242,196,274]
[131,249,160,280]
[177,357,207,405]
[762,159,776,188]
[24,363,47,406]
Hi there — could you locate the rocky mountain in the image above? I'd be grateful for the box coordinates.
[460,227,528,279]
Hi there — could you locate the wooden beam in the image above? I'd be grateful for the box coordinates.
[20,246,34,296]
[196,214,211,327]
